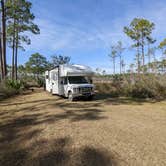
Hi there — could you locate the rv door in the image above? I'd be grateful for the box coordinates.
[58,77,67,96]
[51,72,59,94]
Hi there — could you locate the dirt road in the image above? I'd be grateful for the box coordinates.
[0,88,166,166]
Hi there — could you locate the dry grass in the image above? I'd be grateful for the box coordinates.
[0,88,166,166]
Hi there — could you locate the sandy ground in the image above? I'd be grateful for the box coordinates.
[0,88,166,166]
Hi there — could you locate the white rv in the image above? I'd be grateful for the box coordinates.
[45,64,95,101]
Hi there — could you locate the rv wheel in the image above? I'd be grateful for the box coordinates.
[68,92,74,101]
[88,95,94,100]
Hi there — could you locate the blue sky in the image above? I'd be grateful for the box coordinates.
[6,0,166,73]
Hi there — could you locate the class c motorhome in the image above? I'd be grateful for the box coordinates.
[45,64,95,101]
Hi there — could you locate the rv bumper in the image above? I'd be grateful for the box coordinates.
[72,92,95,98]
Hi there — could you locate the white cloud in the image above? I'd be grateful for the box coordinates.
[25,18,107,52]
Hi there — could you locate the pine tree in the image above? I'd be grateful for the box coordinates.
[6,0,40,80]
[0,0,7,79]
[124,18,155,73]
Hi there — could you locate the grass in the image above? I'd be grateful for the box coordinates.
[0,88,166,166]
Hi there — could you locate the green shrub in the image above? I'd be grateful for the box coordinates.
[0,80,24,100]
[6,79,23,90]
[132,75,166,99]
[19,76,44,88]
[37,78,44,87]
[95,83,120,97]
[95,74,166,99]
[130,82,154,98]
[20,80,30,89]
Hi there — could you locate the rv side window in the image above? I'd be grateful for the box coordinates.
[54,75,57,80]
[51,73,57,81]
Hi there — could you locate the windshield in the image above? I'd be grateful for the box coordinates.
[68,76,88,84]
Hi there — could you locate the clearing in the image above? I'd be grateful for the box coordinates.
[0,88,166,166]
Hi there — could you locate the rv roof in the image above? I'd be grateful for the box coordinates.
[60,64,94,77]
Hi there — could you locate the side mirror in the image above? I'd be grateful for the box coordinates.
[60,81,63,85]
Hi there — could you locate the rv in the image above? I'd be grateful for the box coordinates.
[45,64,95,101]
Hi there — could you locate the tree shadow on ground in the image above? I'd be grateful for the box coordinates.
[0,124,43,166]
[94,93,162,105]
[0,102,109,166]
[0,112,43,166]
[0,149,28,166]
[77,146,117,166]
[35,145,117,166]
[0,134,118,166]
[27,137,117,166]
[0,89,36,102]
[39,108,107,124]
[0,102,106,144]
[69,109,106,122]
[0,98,61,106]
[31,137,71,166]
[0,115,42,143]
[55,101,101,109]
[0,105,106,145]
[0,89,123,166]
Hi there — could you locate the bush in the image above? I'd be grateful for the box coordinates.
[130,75,166,99]
[6,79,23,90]
[0,80,24,100]
[130,82,154,98]
[95,83,120,97]
[37,78,45,87]
[95,74,166,99]
[19,75,45,87]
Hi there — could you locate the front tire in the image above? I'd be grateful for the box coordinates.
[88,95,94,100]
[68,91,74,101]
[50,89,53,95]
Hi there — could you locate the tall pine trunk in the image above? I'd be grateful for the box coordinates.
[14,30,18,80]
[153,54,157,74]
[113,58,115,75]
[141,33,145,72]
[147,44,151,73]
[141,44,145,67]
[161,49,165,74]
[119,55,122,74]
[137,42,140,74]
[12,5,16,80]
[12,24,16,80]
[0,26,4,80]
[1,0,7,79]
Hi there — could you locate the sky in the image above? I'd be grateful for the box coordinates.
[6,0,166,73]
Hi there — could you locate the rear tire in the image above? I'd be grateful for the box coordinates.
[88,95,94,100]
[50,89,53,95]
[68,91,74,101]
